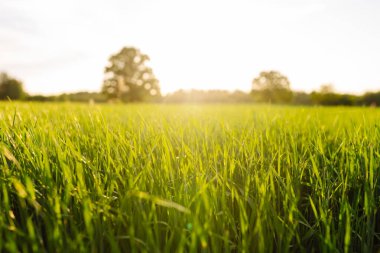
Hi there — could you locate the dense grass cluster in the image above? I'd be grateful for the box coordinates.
[0,103,379,252]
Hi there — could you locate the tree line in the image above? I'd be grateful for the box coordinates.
[1,46,379,106]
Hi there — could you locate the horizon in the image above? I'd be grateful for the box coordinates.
[21,87,377,98]
[1,0,380,95]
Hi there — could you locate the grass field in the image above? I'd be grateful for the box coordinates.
[0,103,379,252]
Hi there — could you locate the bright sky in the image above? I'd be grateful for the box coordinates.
[1,0,380,95]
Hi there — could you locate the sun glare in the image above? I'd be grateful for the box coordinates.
[1,0,379,95]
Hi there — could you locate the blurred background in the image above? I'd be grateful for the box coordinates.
[1,0,380,105]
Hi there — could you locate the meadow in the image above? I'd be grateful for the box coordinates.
[0,103,379,252]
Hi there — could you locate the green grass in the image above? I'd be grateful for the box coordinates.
[0,102,379,252]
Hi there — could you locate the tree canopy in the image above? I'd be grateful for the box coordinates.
[0,72,25,100]
[102,47,161,102]
[251,71,292,103]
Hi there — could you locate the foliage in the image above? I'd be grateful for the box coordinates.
[102,47,161,102]
[310,92,358,106]
[0,72,25,100]
[0,103,379,252]
[55,92,107,103]
[19,89,380,106]
[25,92,108,103]
[251,71,293,103]
[360,91,380,106]
[292,91,312,105]
[308,84,357,106]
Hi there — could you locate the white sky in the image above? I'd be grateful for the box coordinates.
[1,0,380,95]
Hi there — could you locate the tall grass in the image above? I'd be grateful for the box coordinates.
[0,103,379,252]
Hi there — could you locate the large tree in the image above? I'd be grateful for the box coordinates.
[251,71,292,103]
[102,47,161,102]
[0,72,25,100]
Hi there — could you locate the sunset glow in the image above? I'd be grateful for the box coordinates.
[1,0,380,95]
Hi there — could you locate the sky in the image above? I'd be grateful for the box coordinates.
[1,0,380,95]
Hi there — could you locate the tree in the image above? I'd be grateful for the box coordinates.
[292,91,312,105]
[310,84,357,106]
[102,47,161,102]
[0,72,25,100]
[360,92,380,106]
[319,83,334,94]
[251,71,292,103]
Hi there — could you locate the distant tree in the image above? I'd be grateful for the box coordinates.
[251,71,292,103]
[25,95,53,102]
[292,91,312,105]
[360,92,380,106]
[102,47,161,102]
[230,90,254,103]
[319,83,334,94]
[0,72,25,100]
[310,84,357,106]
[311,92,357,106]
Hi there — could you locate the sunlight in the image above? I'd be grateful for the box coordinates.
[1,0,380,95]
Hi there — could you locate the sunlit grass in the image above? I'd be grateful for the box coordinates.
[0,103,379,252]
